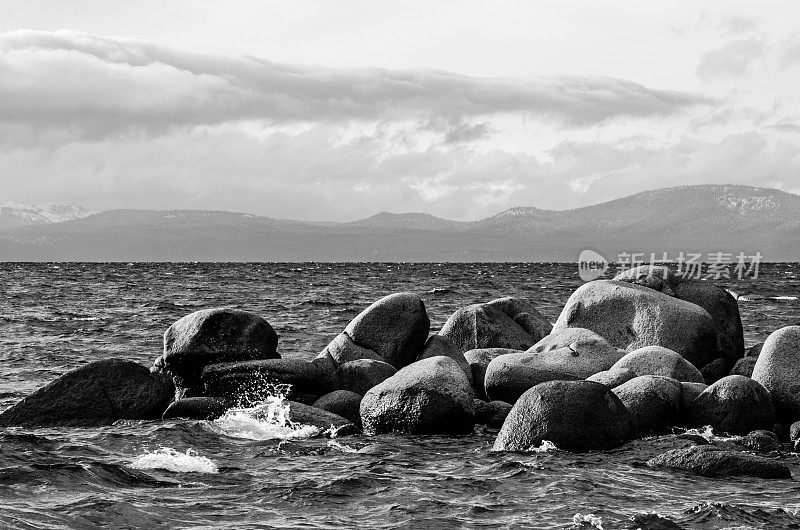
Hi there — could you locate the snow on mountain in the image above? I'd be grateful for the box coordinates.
[0,201,98,228]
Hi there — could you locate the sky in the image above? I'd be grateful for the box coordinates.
[1,1,800,221]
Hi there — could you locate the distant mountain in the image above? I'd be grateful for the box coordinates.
[0,201,97,230]
[1,185,798,261]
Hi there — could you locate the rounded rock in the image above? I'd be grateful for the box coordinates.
[685,375,775,435]
[612,375,682,436]
[752,326,800,422]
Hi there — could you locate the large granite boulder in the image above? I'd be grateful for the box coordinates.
[528,327,621,355]
[673,280,744,370]
[484,344,624,403]
[201,358,328,405]
[647,445,791,479]
[335,359,397,396]
[612,375,682,436]
[613,265,680,295]
[312,390,362,428]
[153,308,279,395]
[605,346,705,383]
[0,359,174,427]
[315,293,430,371]
[686,375,775,435]
[492,380,634,452]
[416,335,473,384]
[464,348,520,400]
[439,297,551,353]
[551,280,718,368]
[752,326,800,422]
[360,356,474,435]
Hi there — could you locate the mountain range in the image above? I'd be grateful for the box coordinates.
[1,185,798,261]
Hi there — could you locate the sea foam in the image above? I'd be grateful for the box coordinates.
[130,448,219,474]
[211,395,321,441]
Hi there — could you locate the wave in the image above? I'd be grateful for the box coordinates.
[129,448,219,474]
[210,396,321,441]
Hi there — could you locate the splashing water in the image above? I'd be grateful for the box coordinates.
[679,425,741,443]
[530,440,558,453]
[572,513,604,529]
[130,448,219,474]
[211,394,321,441]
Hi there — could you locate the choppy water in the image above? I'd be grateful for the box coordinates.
[1,262,800,529]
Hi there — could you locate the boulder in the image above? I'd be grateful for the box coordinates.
[528,327,621,355]
[474,399,512,429]
[551,280,718,368]
[700,357,728,384]
[752,326,800,422]
[647,445,790,479]
[680,382,708,409]
[317,293,430,370]
[730,357,757,378]
[439,297,550,353]
[587,367,637,388]
[673,280,744,369]
[285,401,359,436]
[0,359,174,427]
[484,344,624,403]
[154,308,279,394]
[685,375,775,435]
[416,335,473,384]
[613,264,679,295]
[492,380,634,453]
[606,346,705,383]
[464,348,519,400]
[747,343,764,357]
[336,359,397,396]
[612,376,682,436]
[312,390,362,428]
[162,396,231,420]
[738,430,782,453]
[202,359,328,404]
[360,356,474,435]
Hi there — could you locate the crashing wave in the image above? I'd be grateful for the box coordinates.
[130,447,218,474]
[210,394,321,441]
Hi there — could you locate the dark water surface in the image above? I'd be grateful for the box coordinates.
[1,262,800,529]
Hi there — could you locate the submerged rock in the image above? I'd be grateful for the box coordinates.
[360,356,474,435]
[752,326,800,422]
[492,380,634,453]
[162,396,231,420]
[0,359,174,427]
[612,375,682,436]
[551,280,718,368]
[316,292,430,370]
[439,297,551,353]
[154,308,279,394]
[647,445,790,479]
[685,375,775,435]
[464,348,519,400]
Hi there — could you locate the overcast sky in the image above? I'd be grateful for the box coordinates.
[2,1,800,220]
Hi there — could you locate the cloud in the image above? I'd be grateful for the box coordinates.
[696,38,766,80]
[717,16,760,37]
[0,30,711,140]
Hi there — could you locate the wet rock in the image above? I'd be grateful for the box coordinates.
[464,348,519,400]
[747,343,764,357]
[202,358,328,404]
[752,326,800,422]
[162,396,231,420]
[154,308,279,394]
[0,359,174,427]
[685,375,775,435]
[484,344,623,403]
[360,356,474,435]
[673,280,744,370]
[730,357,758,378]
[738,430,782,453]
[551,280,718,368]
[286,401,359,436]
[439,297,550,353]
[492,380,634,453]
[613,264,680,295]
[647,445,791,479]
[336,359,397,396]
[416,335,472,384]
[612,375,682,436]
[474,399,512,429]
[680,382,708,408]
[606,346,705,383]
[312,390,362,428]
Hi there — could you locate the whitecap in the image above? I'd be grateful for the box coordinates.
[771,296,798,300]
[572,512,604,529]
[210,396,321,441]
[530,440,558,453]
[130,447,218,474]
